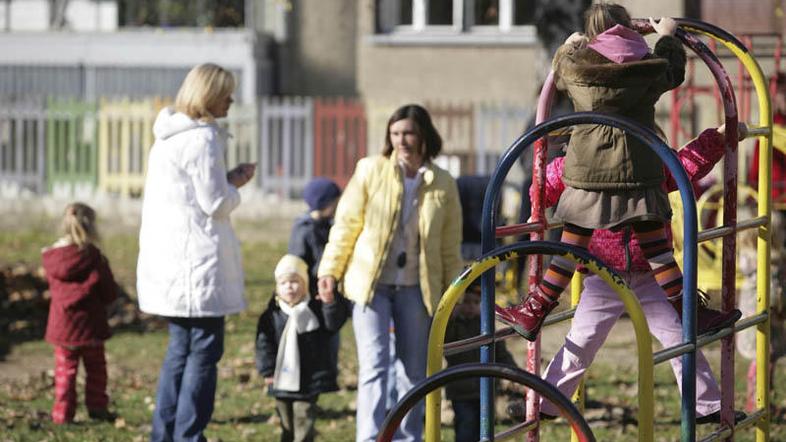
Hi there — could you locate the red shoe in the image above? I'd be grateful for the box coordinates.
[495,290,558,341]
[669,290,742,335]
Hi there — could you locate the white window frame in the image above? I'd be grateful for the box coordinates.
[373,0,536,45]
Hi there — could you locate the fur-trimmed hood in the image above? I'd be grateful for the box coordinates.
[555,45,671,113]
[561,48,668,85]
[554,35,685,113]
[553,34,686,190]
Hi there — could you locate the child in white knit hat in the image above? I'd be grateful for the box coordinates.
[255,254,349,442]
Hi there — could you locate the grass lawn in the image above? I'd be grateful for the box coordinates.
[1,215,784,441]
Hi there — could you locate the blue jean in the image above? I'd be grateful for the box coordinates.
[151,317,225,442]
[451,399,480,442]
[353,285,431,442]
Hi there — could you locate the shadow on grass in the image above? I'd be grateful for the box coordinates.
[213,413,273,425]
[316,407,355,420]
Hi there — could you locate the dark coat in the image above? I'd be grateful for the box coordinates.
[288,214,332,296]
[255,295,350,400]
[456,175,490,245]
[42,244,118,346]
[444,314,516,401]
[554,35,686,190]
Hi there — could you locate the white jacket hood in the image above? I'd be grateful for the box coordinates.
[153,107,202,140]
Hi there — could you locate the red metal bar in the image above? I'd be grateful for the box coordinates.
[495,221,547,238]
[721,55,741,442]
[526,135,547,442]
[524,72,555,441]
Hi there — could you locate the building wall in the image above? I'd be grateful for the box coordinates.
[606,0,685,19]
[356,0,542,106]
[0,30,273,102]
[274,0,358,96]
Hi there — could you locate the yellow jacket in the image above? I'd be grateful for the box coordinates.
[317,154,463,315]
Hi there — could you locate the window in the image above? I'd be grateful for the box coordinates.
[471,0,499,27]
[118,0,245,28]
[376,0,536,42]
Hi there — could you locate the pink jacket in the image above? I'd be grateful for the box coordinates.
[533,129,725,272]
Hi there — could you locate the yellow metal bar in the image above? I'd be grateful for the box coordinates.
[751,56,773,442]
[425,256,498,442]
[685,28,772,441]
[570,272,584,442]
[424,251,655,442]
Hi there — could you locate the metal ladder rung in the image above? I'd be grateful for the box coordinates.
[698,408,767,442]
[745,126,771,137]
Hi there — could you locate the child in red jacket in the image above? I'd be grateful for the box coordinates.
[42,202,118,424]
[537,124,747,424]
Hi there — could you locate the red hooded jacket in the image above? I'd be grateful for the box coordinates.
[534,128,725,272]
[42,243,118,346]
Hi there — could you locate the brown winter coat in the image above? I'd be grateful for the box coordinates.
[554,35,686,190]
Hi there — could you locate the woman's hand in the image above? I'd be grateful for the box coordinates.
[264,377,274,387]
[318,276,337,304]
[227,163,256,188]
[717,122,749,141]
[649,17,677,37]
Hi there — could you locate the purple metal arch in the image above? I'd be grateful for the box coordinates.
[529,21,740,441]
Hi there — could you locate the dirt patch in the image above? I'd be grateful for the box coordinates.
[0,349,52,382]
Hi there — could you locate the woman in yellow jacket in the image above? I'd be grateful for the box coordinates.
[318,104,463,441]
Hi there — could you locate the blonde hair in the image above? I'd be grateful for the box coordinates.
[584,2,632,40]
[62,202,99,249]
[174,63,236,121]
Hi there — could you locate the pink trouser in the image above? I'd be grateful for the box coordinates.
[51,344,109,424]
[540,272,721,417]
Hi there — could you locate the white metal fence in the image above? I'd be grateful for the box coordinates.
[0,97,532,198]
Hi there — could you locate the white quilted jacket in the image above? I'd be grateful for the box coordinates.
[136,108,246,317]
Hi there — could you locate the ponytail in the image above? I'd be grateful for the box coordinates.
[62,202,99,249]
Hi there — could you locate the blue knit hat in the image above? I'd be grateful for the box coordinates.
[303,178,342,211]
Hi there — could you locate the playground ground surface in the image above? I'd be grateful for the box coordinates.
[1,212,784,442]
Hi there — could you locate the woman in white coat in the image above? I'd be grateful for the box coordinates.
[137,63,255,442]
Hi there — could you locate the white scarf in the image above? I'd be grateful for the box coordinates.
[273,295,320,392]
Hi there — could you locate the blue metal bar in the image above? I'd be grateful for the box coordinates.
[479,112,698,439]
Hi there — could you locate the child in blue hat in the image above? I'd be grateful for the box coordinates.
[288,177,343,388]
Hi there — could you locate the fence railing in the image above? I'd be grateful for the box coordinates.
[428,102,475,176]
[0,97,532,198]
[258,96,313,197]
[0,100,46,194]
[314,98,366,188]
[474,104,531,175]
[47,99,98,195]
[98,98,161,197]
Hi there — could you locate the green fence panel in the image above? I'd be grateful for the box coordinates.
[46,98,98,194]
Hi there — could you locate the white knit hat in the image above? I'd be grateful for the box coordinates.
[274,254,309,285]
